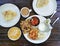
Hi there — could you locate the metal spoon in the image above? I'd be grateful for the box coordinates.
[52,17,59,26]
[50,11,57,18]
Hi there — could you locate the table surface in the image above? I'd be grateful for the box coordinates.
[0,0,60,46]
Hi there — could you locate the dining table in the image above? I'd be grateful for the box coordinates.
[0,0,60,46]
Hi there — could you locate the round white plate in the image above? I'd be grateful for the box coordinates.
[32,0,57,16]
[23,15,51,44]
[0,3,20,27]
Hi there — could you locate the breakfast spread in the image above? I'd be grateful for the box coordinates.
[20,15,52,41]
[0,0,57,43]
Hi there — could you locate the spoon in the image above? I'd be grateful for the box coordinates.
[52,17,59,26]
[50,11,57,18]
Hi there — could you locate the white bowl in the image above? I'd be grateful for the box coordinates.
[21,7,32,18]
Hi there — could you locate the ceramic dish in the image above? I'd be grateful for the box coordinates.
[0,3,20,27]
[8,27,21,41]
[23,15,52,44]
[32,0,57,16]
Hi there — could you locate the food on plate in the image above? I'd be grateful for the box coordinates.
[3,10,17,21]
[28,27,39,40]
[20,16,47,40]
[8,27,21,41]
[38,32,45,39]
[36,0,49,8]
[20,19,32,34]
[30,16,40,26]
[20,16,39,34]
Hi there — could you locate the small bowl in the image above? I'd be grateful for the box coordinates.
[8,27,21,41]
[21,7,32,18]
[30,16,40,26]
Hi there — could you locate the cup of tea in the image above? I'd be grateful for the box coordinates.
[21,7,32,18]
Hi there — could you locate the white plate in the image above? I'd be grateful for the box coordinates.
[0,3,20,27]
[23,15,51,44]
[32,0,57,16]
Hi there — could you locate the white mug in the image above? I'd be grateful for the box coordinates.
[21,7,32,18]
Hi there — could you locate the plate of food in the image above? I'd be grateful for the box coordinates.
[32,0,57,16]
[20,15,52,44]
[0,3,20,27]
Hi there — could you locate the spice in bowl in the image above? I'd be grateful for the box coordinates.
[30,16,40,26]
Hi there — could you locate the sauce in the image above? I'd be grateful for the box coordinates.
[30,16,40,26]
